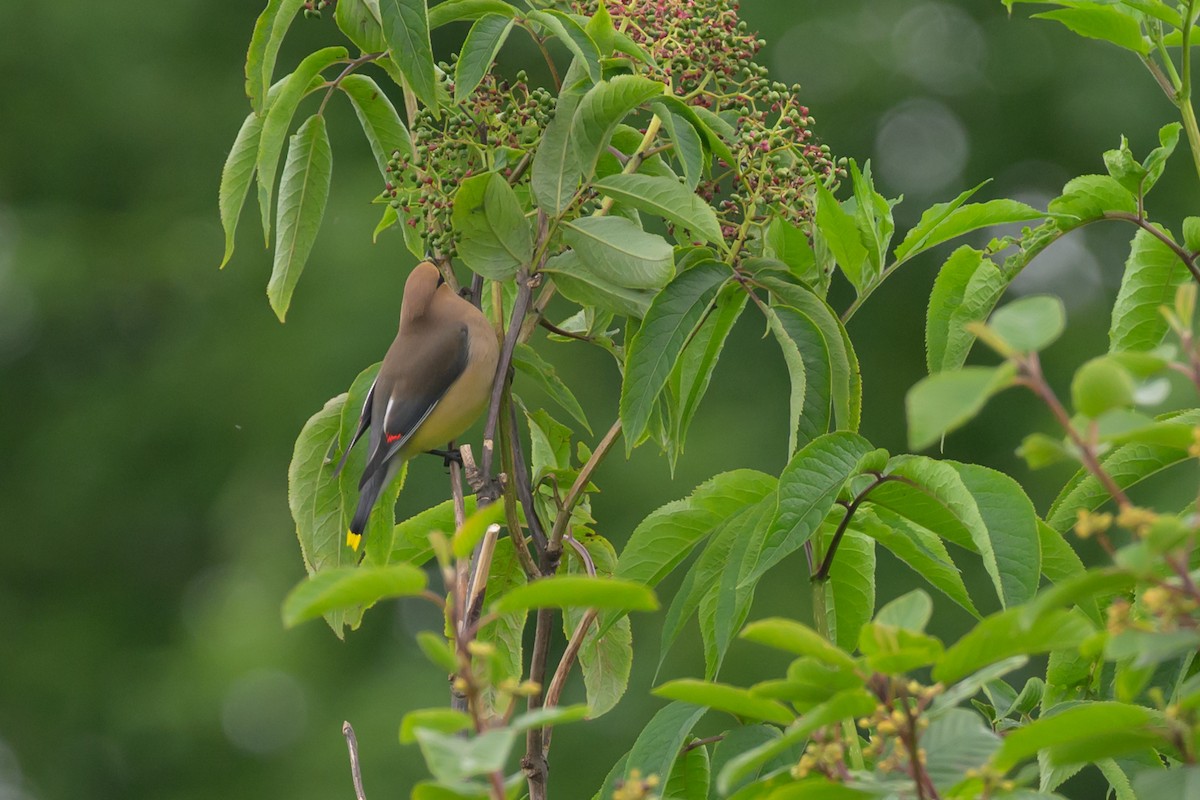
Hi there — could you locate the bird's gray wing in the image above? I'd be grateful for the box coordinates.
[332,376,376,477]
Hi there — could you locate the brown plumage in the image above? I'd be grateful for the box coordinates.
[334,262,499,550]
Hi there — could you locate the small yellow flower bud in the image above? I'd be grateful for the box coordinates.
[1117,505,1158,536]
[1074,509,1113,540]
[466,640,495,657]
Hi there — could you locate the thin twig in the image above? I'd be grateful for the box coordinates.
[318,52,384,116]
[547,420,624,551]
[342,721,368,800]
[522,608,555,799]
[538,316,594,342]
[1103,211,1200,284]
[542,608,599,752]
[507,397,549,556]
[814,473,913,581]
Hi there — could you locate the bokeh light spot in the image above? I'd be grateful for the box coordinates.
[874,98,970,196]
[220,669,308,756]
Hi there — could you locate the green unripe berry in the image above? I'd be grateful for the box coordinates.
[1071,357,1135,418]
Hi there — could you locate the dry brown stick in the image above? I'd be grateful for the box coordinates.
[342,721,367,800]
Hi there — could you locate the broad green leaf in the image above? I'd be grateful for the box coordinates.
[665,739,710,800]
[858,621,943,673]
[906,363,1017,450]
[427,0,515,28]
[596,702,708,800]
[1037,521,1098,623]
[758,780,874,799]
[855,508,980,618]
[615,469,777,591]
[491,576,657,613]
[931,656,1029,719]
[449,499,505,558]
[416,631,458,672]
[766,217,820,288]
[1071,357,1134,417]
[400,708,473,744]
[563,216,674,289]
[759,276,861,432]
[282,563,427,626]
[415,728,516,783]
[895,194,1042,262]
[530,59,588,215]
[715,689,876,794]
[454,14,513,103]
[219,111,263,268]
[1032,7,1149,55]
[476,538,527,699]
[256,47,346,243]
[1048,175,1137,222]
[507,704,590,733]
[452,172,532,280]
[620,261,730,449]
[653,679,794,725]
[739,618,858,671]
[526,10,602,84]
[875,588,933,632]
[764,306,807,460]
[814,181,869,291]
[1133,765,1200,798]
[659,110,706,189]
[824,528,875,651]
[993,702,1162,771]
[666,284,749,470]
[593,174,724,244]
[563,535,632,717]
[750,432,873,582]
[570,75,665,176]
[925,246,987,372]
[848,159,894,284]
[378,0,437,109]
[512,344,590,433]
[1046,409,1200,531]
[650,96,738,170]
[1110,227,1189,352]
[392,495,480,565]
[336,0,387,52]
[542,251,655,318]
[340,74,413,175]
[268,113,333,321]
[524,406,571,481]
[933,607,1094,684]
[1186,217,1200,252]
[922,708,1002,793]
[1121,0,1182,28]
[710,726,790,796]
[988,295,1066,354]
[585,0,616,54]
[245,0,307,113]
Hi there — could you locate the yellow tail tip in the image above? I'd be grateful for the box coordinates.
[346,531,362,551]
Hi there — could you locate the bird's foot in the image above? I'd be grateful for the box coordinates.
[426,448,463,468]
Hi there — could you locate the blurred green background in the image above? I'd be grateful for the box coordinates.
[0,1,1188,798]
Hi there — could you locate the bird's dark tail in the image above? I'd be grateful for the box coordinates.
[347,471,384,551]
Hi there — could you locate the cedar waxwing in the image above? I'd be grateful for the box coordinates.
[334,262,500,551]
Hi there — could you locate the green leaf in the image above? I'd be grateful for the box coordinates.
[659,110,706,189]
[416,631,458,672]
[400,708,473,744]
[563,536,632,717]
[475,538,527,706]
[542,251,655,318]
[650,96,738,170]
[848,160,894,285]
[710,726,790,796]
[1185,217,1200,253]
[415,728,516,784]
[454,14,513,103]
[934,608,1094,684]
[993,702,1163,771]
[427,0,515,28]
[282,563,427,626]
[1049,174,1137,222]
[585,0,616,54]
[340,74,412,176]
[931,656,1029,719]
[508,704,590,733]
[563,216,675,289]
[593,174,724,244]
[530,59,588,216]
[256,47,346,245]
[922,708,1002,793]
[245,0,307,113]
[1071,356,1135,418]
[814,181,869,292]
[512,344,590,433]
[751,432,873,582]
[1133,766,1200,799]
[764,306,808,460]
[875,589,933,632]
[895,189,1043,262]
[620,261,730,449]
[267,114,333,321]
[219,111,264,268]
[665,738,710,800]
[596,702,708,799]
[906,363,1017,450]
[666,284,749,469]
[1110,227,1190,352]
[391,495,479,565]
[491,576,657,613]
[452,172,532,280]
[925,246,989,372]
[766,217,819,287]
[825,528,875,651]
[1033,7,1149,55]
[378,0,437,109]
[858,621,944,674]
[715,690,876,795]
[525,10,602,84]
[739,618,858,671]
[449,499,505,558]
[759,276,861,432]
[653,680,794,725]
[336,0,387,52]
[570,75,665,177]
[988,295,1066,354]
[855,508,981,618]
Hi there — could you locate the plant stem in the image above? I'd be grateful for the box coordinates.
[1102,211,1200,284]
[814,474,909,581]
[1179,2,1200,186]
[342,722,368,800]
[547,419,623,550]
[317,52,384,116]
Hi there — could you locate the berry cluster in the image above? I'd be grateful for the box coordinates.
[382,68,553,256]
[573,0,840,238]
[302,0,332,19]
[858,678,941,782]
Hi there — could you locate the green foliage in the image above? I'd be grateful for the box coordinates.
[220,0,1200,797]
